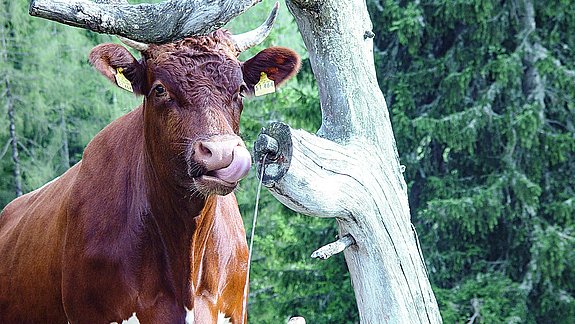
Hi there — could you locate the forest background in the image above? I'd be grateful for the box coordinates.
[1,0,574,323]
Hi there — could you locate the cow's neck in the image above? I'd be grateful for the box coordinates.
[139,110,206,302]
[144,174,203,301]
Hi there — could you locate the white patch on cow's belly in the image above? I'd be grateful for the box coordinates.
[217,311,232,324]
[110,312,140,324]
[184,308,230,323]
[123,313,140,324]
[108,308,230,323]
[185,307,194,324]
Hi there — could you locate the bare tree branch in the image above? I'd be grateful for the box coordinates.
[0,139,13,161]
[467,298,482,324]
[29,0,262,43]
[311,234,355,260]
[5,78,23,196]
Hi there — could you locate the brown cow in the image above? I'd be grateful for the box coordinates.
[0,18,300,324]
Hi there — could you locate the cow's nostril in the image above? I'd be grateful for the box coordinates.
[193,138,245,172]
[198,142,213,158]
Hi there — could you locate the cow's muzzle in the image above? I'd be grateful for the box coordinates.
[191,136,252,195]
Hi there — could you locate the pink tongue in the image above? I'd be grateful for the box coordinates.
[212,146,252,183]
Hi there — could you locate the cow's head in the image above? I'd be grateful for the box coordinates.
[89,29,300,196]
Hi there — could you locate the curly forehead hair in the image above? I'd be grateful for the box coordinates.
[142,30,239,62]
[137,29,245,103]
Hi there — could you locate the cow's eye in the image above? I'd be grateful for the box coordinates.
[154,84,166,96]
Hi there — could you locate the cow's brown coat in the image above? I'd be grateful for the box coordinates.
[0,30,299,323]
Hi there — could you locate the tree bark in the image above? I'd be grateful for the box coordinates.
[29,0,262,43]
[255,0,441,322]
[1,6,22,197]
[5,79,23,197]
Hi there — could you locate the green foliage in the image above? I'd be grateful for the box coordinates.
[435,273,531,323]
[0,0,139,205]
[388,2,423,54]
[370,0,575,322]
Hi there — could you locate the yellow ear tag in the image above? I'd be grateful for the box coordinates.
[254,72,275,97]
[114,68,133,92]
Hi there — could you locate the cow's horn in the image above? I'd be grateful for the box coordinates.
[118,36,149,52]
[232,1,279,53]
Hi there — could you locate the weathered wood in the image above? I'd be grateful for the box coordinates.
[311,234,355,260]
[254,0,443,322]
[255,123,293,187]
[287,316,306,324]
[5,78,22,197]
[29,0,262,43]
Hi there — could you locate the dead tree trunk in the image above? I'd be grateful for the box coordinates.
[254,1,442,322]
[1,19,22,197]
[5,78,23,197]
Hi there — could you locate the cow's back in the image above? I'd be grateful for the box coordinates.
[0,162,80,323]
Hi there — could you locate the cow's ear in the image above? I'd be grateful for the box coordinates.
[89,43,146,95]
[242,47,301,95]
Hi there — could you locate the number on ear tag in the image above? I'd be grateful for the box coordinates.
[254,72,275,97]
[115,68,133,92]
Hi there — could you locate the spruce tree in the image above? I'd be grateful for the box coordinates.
[369,0,575,322]
[0,0,139,205]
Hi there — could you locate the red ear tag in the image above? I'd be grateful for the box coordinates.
[115,68,133,92]
[254,72,275,97]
